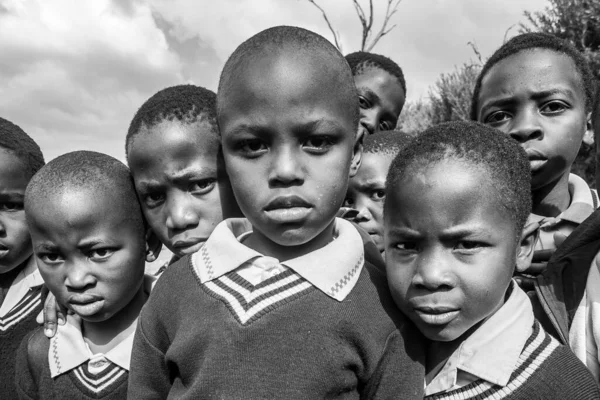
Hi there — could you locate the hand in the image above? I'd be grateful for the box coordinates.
[35,287,68,338]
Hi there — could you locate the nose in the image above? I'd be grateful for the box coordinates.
[354,199,372,223]
[165,192,200,231]
[65,262,96,290]
[268,145,304,187]
[0,217,5,235]
[360,109,378,135]
[413,248,455,291]
[509,109,543,143]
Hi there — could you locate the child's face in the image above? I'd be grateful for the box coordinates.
[0,149,32,274]
[477,49,589,191]
[128,120,225,257]
[384,159,518,342]
[28,188,146,323]
[345,152,393,252]
[219,52,359,252]
[354,67,405,136]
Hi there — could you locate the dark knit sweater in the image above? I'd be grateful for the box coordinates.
[0,267,43,400]
[14,328,128,399]
[425,322,600,400]
[128,253,425,399]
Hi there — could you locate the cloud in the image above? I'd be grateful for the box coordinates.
[0,0,547,161]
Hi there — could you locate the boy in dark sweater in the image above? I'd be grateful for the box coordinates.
[0,117,45,399]
[472,33,598,276]
[344,130,411,254]
[15,151,161,399]
[128,25,425,399]
[384,121,599,399]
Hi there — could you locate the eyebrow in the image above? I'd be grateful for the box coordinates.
[137,167,218,190]
[439,225,488,240]
[355,179,386,190]
[78,238,109,250]
[480,87,576,113]
[386,227,422,239]
[357,86,381,105]
[36,243,58,252]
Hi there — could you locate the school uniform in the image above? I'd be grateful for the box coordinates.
[529,173,598,252]
[533,208,600,382]
[14,275,156,400]
[129,218,425,399]
[0,257,44,399]
[426,281,599,399]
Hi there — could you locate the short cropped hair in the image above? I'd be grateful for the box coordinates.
[592,81,600,143]
[471,32,595,120]
[217,25,359,128]
[126,84,218,158]
[385,121,531,236]
[0,117,45,178]
[345,51,406,96]
[363,129,411,157]
[26,151,144,229]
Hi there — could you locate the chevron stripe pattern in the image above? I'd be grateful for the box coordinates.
[426,322,559,400]
[68,362,128,398]
[203,269,315,325]
[0,287,42,332]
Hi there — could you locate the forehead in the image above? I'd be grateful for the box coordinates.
[0,149,30,190]
[479,49,584,108]
[128,120,219,174]
[219,50,356,132]
[354,68,405,110]
[353,153,393,182]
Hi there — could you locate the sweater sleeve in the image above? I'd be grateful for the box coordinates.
[362,326,426,400]
[127,309,172,399]
[14,330,43,400]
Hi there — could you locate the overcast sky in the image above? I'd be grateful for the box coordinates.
[0,0,548,161]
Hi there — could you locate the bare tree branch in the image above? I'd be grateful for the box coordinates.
[305,0,343,51]
[365,0,401,52]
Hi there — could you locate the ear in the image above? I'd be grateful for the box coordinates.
[145,229,162,263]
[583,111,595,146]
[349,128,364,178]
[515,221,539,273]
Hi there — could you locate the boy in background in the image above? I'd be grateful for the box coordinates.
[344,130,411,253]
[472,33,597,272]
[346,51,406,136]
[385,121,599,399]
[0,117,45,399]
[129,25,425,399]
[15,151,161,399]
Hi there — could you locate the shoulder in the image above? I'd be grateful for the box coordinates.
[24,328,49,365]
[146,255,196,303]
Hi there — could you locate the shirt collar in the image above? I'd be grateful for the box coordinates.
[0,256,44,317]
[425,281,534,395]
[192,218,365,301]
[48,275,156,377]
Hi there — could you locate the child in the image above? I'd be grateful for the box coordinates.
[346,51,406,136]
[0,117,45,399]
[344,129,411,253]
[15,151,161,399]
[129,25,425,399]
[532,85,600,381]
[384,120,599,399]
[126,84,239,264]
[472,33,597,266]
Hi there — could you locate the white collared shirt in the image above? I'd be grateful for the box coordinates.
[192,218,365,302]
[0,257,44,318]
[425,281,534,395]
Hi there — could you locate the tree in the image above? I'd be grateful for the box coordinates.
[304,0,402,53]
[522,0,600,187]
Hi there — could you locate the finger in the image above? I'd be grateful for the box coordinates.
[525,262,547,275]
[43,293,59,338]
[554,232,568,248]
[36,310,44,325]
[514,276,536,290]
[532,250,554,263]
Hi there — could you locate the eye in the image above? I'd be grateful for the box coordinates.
[143,192,165,208]
[190,179,217,195]
[358,96,371,109]
[89,248,114,260]
[379,121,394,131]
[304,136,333,153]
[484,110,511,125]
[343,196,355,207]
[370,189,385,202]
[394,242,418,252]
[541,101,568,115]
[454,241,485,253]
[1,201,23,211]
[239,139,268,156]
[39,253,63,265]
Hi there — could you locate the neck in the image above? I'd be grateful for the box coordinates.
[532,173,571,217]
[82,282,147,354]
[244,220,336,262]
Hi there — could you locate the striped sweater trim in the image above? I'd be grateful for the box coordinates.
[67,362,128,398]
[426,321,559,400]
[0,286,42,332]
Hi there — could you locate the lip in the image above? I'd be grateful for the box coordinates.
[264,196,313,223]
[414,306,460,326]
[68,294,104,317]
[0,244,8,259]
[524,148,548,173]
[171,238,207,255]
